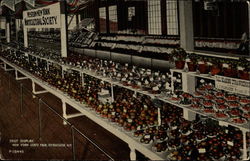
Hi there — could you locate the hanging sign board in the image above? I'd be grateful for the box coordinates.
[215,75,250,96]
[23,2,61,29]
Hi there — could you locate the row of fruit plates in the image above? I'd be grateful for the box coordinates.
[167,85,250,125]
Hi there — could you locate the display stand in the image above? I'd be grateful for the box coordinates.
[0,56,164,160]
[1,44,250,160]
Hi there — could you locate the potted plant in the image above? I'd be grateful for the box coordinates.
[238,57,250,80]
[197,56,209,74]
[171,48,187,70]
[209,57,222,76]
[186,53,198,72]
[222,59,238,78]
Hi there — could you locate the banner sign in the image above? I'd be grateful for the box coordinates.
[215,75,250,96]
[23,2,61,29]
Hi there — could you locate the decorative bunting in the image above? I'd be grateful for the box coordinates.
[0,0,88,15]
[0,0,35,11]
[1,0,15,11]
[23,0,35,7]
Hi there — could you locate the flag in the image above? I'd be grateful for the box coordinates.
[1,0,35,11]
[1,0,15,11]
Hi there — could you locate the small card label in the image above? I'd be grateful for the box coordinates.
[127,119,133,123]
[207,62,212,66]
[237,66,244,71]
[222,63,229,68]
[172,126,177,130]
[153,86,159,91]
[227,141,234,146]
[199,149,206,153]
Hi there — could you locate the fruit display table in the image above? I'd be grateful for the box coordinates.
[0,44,250,160]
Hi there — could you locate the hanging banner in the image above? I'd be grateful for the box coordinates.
[215,75,250,96]
[23,2,61,29]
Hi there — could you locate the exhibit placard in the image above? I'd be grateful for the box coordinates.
[23,2,61,29]
[215,75,250,96]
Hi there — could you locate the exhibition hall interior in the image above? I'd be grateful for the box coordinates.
[0,0,249,160]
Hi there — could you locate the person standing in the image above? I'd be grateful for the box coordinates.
[238,32,249,55]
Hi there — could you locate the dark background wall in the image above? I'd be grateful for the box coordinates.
[193,1,249,39]
[91,0,248,39]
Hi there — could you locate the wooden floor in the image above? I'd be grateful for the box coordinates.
[0,67,133,160]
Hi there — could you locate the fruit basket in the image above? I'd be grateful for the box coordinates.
[152,141,168,154]
[202,100,214,108]
[242,104,250,112]
[191,97,202,103]
[215,91,225,98]
[229,117,247,125]
[214,111,229,120]
[179,98,192,107]
[193,91,203,98]
[154,131,169,142]
[227,102,241,108]
[167,138,181,151]
[204,94,215,100]
[243,112,250,120]
[214,98,226,104]
[181,92,193,99]
[225,95,238,102]
[140,134,154,147]
[169,96,181,103]
[190,103,202,111]
[216,104,228,111]
[227,108,243,117]
[239,98,250,105]
[202,107,215,115]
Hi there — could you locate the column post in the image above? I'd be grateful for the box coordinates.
[179,0,194,51]
[61,1,69,58]
[23,27,28,48]
[6,21,10,43]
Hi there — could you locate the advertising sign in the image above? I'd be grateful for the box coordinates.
[23,2,61,29]
[215,75,250,96]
